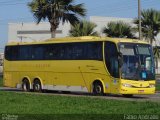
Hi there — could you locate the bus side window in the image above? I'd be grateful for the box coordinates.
[32,46,44,60]
[45,45,54,59]
[45,44,63,60]
[71,43,84,60]
[87,42,102,60]
[19,46,32,60]
[105,42,119,78]
[5,46,19,61]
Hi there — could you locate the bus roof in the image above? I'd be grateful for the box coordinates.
[7,36,149,46]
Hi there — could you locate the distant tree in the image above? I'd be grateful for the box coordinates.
[103,21,135,38]
[28,0,86,38]
[134,9,160,45]
[69,20,98,37]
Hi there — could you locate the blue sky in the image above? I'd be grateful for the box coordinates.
[0,0,160,52]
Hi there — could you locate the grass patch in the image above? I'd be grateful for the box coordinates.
[0,91,160,120]
[156,83,160,91]
[0,76,2,87]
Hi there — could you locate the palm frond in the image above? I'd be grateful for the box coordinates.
[69,20,98,37]
[153,46,160,58]
[134,9,160,45]
[28,0,86,38]
[103,21,135,39]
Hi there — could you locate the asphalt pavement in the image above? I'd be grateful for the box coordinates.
[0,87,160,102]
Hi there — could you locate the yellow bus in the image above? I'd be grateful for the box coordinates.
[3,36,156,96]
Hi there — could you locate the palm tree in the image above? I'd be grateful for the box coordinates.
[134,9,160,45]
[103,21,135,38]
[153,46,160,58]
[153,46,160,70]
[69,20,98,37]
[28,0,86,38]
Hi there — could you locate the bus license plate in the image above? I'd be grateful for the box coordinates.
[138,90,144,93]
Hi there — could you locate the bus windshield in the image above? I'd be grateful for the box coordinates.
[119,43,155,80]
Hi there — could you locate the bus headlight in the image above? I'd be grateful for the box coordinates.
[149,84,155,88]
[122,83,132,87]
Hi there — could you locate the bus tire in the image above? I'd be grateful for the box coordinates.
[93,81,104,95]
[22,79,30,92]
[33,79,42,92]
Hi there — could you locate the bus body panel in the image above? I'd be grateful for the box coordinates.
[4,59,112,93]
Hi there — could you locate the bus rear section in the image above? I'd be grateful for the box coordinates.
[3,40,108,94]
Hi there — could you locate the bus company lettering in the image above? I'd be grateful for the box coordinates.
[35,64,50,68]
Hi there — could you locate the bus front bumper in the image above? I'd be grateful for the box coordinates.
[119,87,155,95]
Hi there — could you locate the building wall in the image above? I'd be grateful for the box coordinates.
[8,22,71,42]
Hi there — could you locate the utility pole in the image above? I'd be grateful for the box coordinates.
[50,3,54,38]
[138,0,142,40]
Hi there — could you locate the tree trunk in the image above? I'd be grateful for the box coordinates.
[50,22,57,38]
[50,19,59,38]
[51,28,56,38]
[50,25,56,38]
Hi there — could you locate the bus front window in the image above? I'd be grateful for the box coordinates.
[120,43,155,80]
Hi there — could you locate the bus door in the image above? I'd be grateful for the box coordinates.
[105,42,120,94]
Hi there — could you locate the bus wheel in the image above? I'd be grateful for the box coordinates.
[93,81,104,95]
[22,79,30,92]
[33,79,42,92]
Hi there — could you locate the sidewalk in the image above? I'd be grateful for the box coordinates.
[0,87,21,91]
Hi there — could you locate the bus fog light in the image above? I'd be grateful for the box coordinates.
[122,83,132,87]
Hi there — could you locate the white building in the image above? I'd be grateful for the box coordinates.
[8,22,70,42]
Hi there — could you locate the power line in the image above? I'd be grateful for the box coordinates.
[0,0,30,6]
[0,2,27,6]
[0,17,33,22]
[0,0,28,4]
